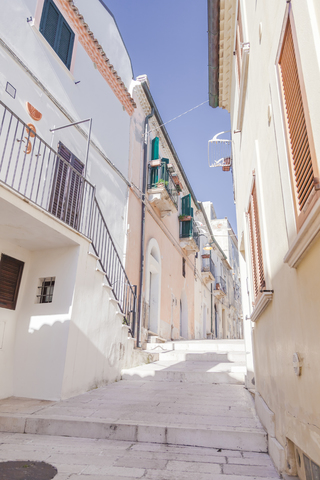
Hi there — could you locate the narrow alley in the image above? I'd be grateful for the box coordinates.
[0,340,281,479]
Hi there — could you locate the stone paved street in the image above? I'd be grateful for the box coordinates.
[0,340,281,479]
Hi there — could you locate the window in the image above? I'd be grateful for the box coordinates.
[40,0,75,69]
[50,142,84,229]
[247,178,265,301]
[0,254,24,310]
[37,277,55,304]
[180,194,193,238]
[182,258,186,278]
[278,12,319,229]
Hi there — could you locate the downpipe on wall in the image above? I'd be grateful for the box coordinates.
[137,108,154,347]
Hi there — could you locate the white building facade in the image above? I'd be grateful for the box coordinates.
[0,0,141,401]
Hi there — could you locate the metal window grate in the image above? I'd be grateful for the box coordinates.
[37,277,55,303]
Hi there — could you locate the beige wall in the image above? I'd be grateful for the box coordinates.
[225,0,320,471]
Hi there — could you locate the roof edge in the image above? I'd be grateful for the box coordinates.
[141,81,200,210]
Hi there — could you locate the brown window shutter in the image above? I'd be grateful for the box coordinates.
[248,180,265,300]
[50,143,84,229]
[0,254,24,310]
[279,18,314,212]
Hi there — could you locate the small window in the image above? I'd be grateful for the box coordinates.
[37,277,55,304]
[0,254,24,310]
[40,0,75,69]
[182,258,186,278]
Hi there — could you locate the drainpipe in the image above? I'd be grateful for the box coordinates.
[137,108,154,347]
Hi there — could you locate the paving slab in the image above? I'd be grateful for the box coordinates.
[0,433,280,479]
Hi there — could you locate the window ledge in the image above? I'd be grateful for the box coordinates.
[284,197,320,268]
[251,291,273,323]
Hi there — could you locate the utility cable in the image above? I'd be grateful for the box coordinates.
[147,100,209,136]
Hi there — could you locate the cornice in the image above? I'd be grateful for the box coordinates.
[218,0,236,111]
[55,0,136,115]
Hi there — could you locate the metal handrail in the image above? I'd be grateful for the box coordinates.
[148,162,179,208]
[0,100,137,337]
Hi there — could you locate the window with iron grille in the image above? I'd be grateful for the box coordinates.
[37,277,55,304]
[40,0,75,69]
[278,12,319,229]
[0,254,24,310]
[247,178,265,301]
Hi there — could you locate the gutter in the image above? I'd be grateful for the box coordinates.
[141,81,200,210]
[137,107,154,347]
[208,0,220,108]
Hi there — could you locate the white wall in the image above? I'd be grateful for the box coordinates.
[0,0,134,256]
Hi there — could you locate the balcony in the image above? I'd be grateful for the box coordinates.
[214,276,227,298]
[201,255,215,284]
[147,162,179,217]
[179,218,200,255]
[0,100,137,337]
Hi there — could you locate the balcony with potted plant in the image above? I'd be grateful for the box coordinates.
[147,137,179,217]
[213,276,227,298]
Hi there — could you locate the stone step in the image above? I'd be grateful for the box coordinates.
[158,350,246,362]
[0,414,267,453]
[121,361,246,385]
[168,340,246,352]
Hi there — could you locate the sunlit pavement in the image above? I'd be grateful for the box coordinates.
[0,340,281,479]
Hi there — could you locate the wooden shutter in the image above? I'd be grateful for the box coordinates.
[57,19,75,69]
[151,137,159,160]
[248,180,265,300]
[279,17,315,214]
[161,158,169,184]
[181,194,191,216]
[50,143,84,228]
[0,254,24,310]
[181,194,193,238]
[40,0,60,49]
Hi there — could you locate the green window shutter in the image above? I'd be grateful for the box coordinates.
[57,20,75,69]
[40,0,60,49]
[149,166,158,187]
[40,0,74,70]
[161,158,169,183]
[151,137,159,160]
[181,194,191,216]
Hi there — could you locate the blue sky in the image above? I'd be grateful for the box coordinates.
[103,0,236,232]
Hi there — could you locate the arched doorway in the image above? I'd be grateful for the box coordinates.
[145,239,161,335]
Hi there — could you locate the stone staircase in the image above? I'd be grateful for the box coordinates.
[0,339,267,456]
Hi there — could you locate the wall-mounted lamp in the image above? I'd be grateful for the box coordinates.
[203,243,213,251]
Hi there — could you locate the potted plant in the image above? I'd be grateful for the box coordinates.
[179,214,192,221]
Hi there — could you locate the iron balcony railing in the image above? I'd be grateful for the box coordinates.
[148,162,179,208]
[201,256,215,277]
[180,218,200,245]
[0,100,137,336]
[215,276,227,294]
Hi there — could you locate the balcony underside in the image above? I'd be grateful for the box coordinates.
[213,289,226,299]
[148,185,177,217]
[0,184,80,250]
[179,237,199,256]
[201,270,215,284]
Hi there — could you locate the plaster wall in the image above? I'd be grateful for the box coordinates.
[228,0,320,468]
[0,0,134,256]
